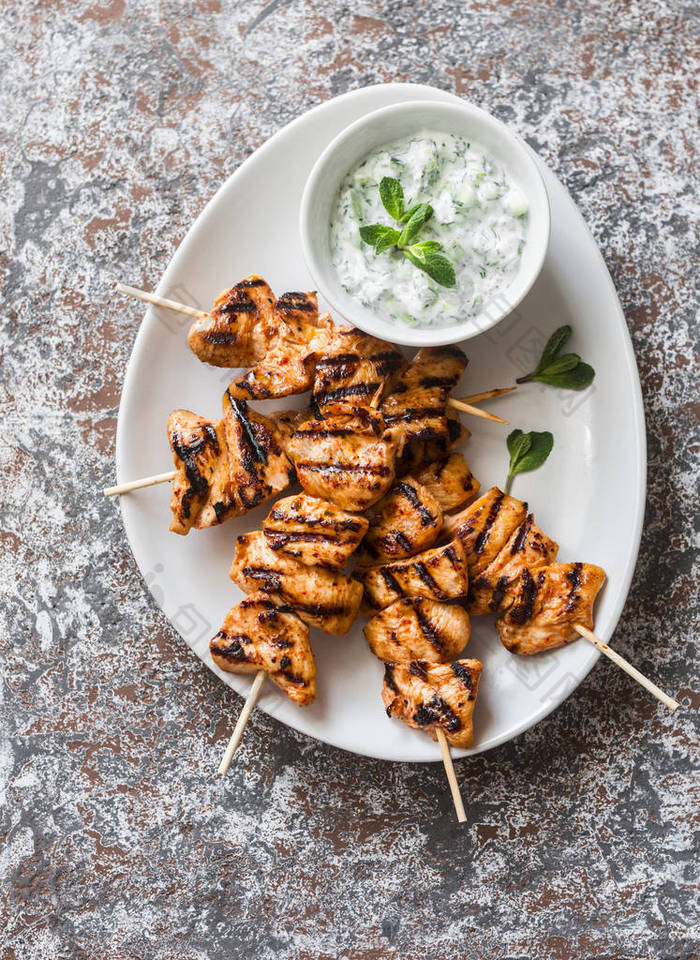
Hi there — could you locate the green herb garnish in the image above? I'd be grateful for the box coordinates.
[359,176,456,288]
[505,429,554,494]
[516,325,595,390]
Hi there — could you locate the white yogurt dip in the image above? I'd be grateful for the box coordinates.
[330,131,529,328]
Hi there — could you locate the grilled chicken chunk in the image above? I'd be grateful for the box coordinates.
[187,275,277,367]
[167,410,229,535]
[359,539,469,612]
[414,453,480,514]
[227,295,333,401]
[167,397,294,535]
[230,531,363,635]
[262,493,369,570]
[312,326,406,417]
[382,659,482,749]
[221,390,294,512]
[365,598,470,663]
[210,592,316,706]
[398,415,471,476]
[469,514,559,615]
[497,562,606,655]
[285,409,404,511]
[444,486,528,579]
[357,477,443,566]
[381,346,468,445]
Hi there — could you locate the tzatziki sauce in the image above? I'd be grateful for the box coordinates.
[330,131,529,328]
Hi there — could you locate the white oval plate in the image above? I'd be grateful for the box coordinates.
[116,83,646,762]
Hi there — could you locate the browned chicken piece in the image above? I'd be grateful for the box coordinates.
[444,486,528,579]
[210,592,316,706]
[397,415,471,476]
[497,562,606,655]
[468,514,559,615]
[381,346,468,445]
[358,539,469,612]
[262,493,369,570]
[269,408,312,452]
[187,275,278,367]
[356,477,443,566]
[167,410,229,535]
[382,658,482,749]
[221,389,295,513]
[230,531,363,635]
[414,453,480,514]
[311,326,406,417]
[226,295,334,401]
[167,397,295,534]
[364,597,471,663]
[285,409,405,512]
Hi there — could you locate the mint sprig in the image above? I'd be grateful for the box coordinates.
[359,176,456,288]
[505,429,554,494]
[517,325,595,391]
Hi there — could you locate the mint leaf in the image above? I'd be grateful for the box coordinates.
[537,325,572,372]
[398,202,423,224]
[534,361,595,390]
[505,429,554,493]
[403,244,456,288]
[359,224,400,248]
[397,203,433,247]
[379,177,404,221]
[516,324,595,390]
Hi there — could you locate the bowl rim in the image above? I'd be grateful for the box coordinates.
[299,97,551,346]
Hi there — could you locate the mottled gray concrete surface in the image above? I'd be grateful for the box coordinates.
[1,1,698,958]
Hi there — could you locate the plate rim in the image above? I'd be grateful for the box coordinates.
[115,82,647,762]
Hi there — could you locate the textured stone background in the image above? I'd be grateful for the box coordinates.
[1,1,698,958]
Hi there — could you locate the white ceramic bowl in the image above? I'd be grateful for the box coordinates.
[300,99,551,346]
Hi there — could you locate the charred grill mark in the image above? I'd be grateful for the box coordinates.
[474,492,505,555]
[276,292,316,313]
[452,662,476,697]
[171,425,219,517]
[212,632,250,662]
[380,567,404,597]
[381,530,413,554]
[213,501,230,522]
[444,544,461,570]
[265,531,347,547]
[510,515,533,555]
[566,562,583,611]
[315,382,379,404]
[396,481,438,527]
[447,418,462,443]
[509,568,539,624]
[241,565,282,591]
[319,352,361,369]
[201,330,240,344]
[414,562,446,598]
[226,391,270,468]
[268,508,364,533]
[218,297,257,315]
[238,277,267,288]
[414,605,444,651]
[489,575,510,611]
[383,406,442,424]
[384,663,398,693]
[410,660,428,680]
[414,695,461,733]
[418,376,456,389]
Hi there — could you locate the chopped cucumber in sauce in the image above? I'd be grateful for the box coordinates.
[330,131,529,328]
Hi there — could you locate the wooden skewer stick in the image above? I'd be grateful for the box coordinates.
[447,397,508,425]
[436,728,467,823]
[218,670,266,776]
[574,624,679,712]
[116,282,206,319]
[103,470,175,497]
[457,386,517,405]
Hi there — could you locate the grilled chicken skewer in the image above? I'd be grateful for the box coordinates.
[446,487,678,709]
